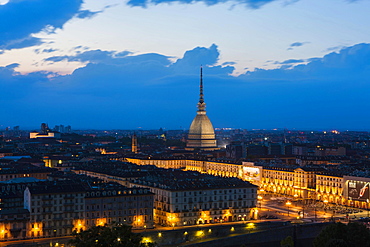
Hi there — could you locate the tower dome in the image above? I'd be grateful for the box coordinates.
[186,67,218,151]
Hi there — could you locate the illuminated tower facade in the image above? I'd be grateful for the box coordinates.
[186,67,218,151]
[132,134,138,154]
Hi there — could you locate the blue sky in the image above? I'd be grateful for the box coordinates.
[1,0,370,130]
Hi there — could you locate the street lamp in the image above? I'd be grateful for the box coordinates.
[257,195,263,209]
[324,199,328,215]
[286,201,292,216]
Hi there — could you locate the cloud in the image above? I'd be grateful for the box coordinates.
[45,50,117,63]
[76,4,113,19]
[127,0,278,8]
[0,0,102,51]
[40,48,58,54]
[324,45,345,52]
[287,41,309,50]
[170,44,233,75]
[290,42,306,47]
[0,64,50,101]
[76,10,102,19]
[242,43,370,82]
[222,62,236,66]
[282,59,304,64]
[44,45,231,76]
[275,58,305,65]
[37,48,55,53]
[2,43,370,130]
[0,37,43,50]
[5,63,19,69]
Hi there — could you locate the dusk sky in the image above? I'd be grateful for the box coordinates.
[1,0,370,130]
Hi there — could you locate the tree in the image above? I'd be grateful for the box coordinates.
[69,224,155,247]
[280,236,294,247]
[313,222,370,247]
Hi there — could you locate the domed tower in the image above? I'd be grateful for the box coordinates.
[186,67,218,151]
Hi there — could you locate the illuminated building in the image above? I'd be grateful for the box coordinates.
[16,178,154,242]
[125,158,241,178]
[129,169,257,226]
[186,67,218,151]
[74,161,257,226]
[29,131,61,139]
[316,173,344,204]
[0,209,29,240]
[84,186,154,229]
[125,158,187,170]
[29,123,61,139]
[132,134,138,154]
[260,167,318,199]
[24,181,86,238]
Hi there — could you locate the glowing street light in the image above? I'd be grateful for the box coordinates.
[286,201,292,216]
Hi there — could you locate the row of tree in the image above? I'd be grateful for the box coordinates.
[69,224,155,247]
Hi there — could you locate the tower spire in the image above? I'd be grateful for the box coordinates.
[197,66,206,112]
[199,65,204,104]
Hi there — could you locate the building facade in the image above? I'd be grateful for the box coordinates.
[130,172,258,227]
[84,187,154,230]
[24,182,86,238]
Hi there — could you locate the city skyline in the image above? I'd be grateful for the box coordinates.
[1,0,370,130]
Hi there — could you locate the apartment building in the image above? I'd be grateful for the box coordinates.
[84,186,154,229]
[130,169,258,227]
[24,181,86,238]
